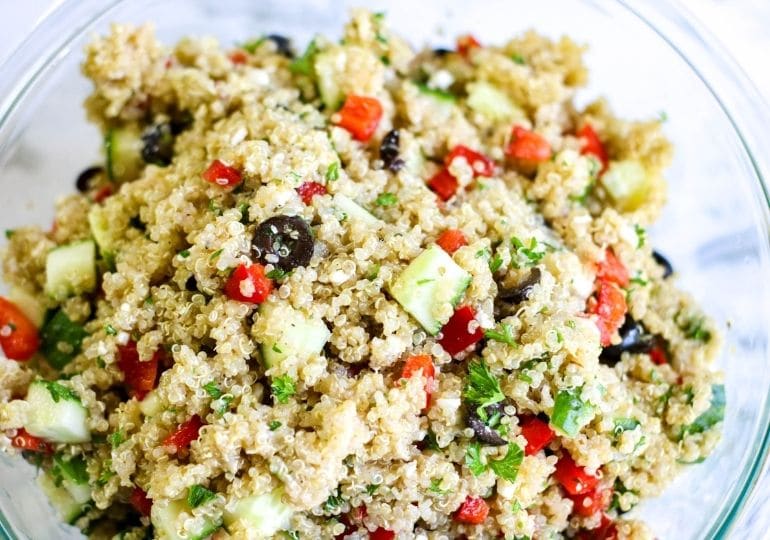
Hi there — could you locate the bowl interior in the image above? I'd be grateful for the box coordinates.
[1,1,768,538]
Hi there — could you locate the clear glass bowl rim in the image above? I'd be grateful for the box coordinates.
[0,1,769,538]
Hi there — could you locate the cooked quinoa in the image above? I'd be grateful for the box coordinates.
[0,9,724,540]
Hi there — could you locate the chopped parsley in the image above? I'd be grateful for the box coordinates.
[416,278,434,285]
[375,192,398,207]
[489,253,504,273]
[682,384,725,438]
[187,484,216,508]
[484,323,518,346]
[323,489,345,513]
[365,483,380,495]
[366,264,381,281]
[465,441,487,476]
[108,430,125,448]
[4,229,14,239]
[284,532,300,540]
[422,430,440,451]
[629,273,649,287]
[203,381,223,399]
[271,375,297,404]
[52,454,89,485]
[209,249,223,262]
[272,343,283,354]
[179,249,191,258]
[41,381,80,403]
[40,310,88,369]
[550,388,594,437]
[268,420,282,431]
[511,500,522,513]
[97,463,116,486]
[325,161,340,182]
[289,40,318,76]
[511,53,526,65]
[240,37,266,54]
[464,360,505,419]
[679,316,711,342]
[465,442,524,482]
[266,268,290,280]
[613,418,640,436]
[216,395,234,416]
[428,477,451,495]
[105,324,118,336]
[510,236,546,268]
[634,224,647,248]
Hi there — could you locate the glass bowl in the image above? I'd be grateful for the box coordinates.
[1,1,769,538]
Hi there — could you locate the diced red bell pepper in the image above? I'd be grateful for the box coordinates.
[445,145,495,178]
[162,415,203,451]
[588,280,628,347]
[336,95,383,142]
[202,159,242,187]
[229,50,248,65]
[0,297,39,361]
[519,415,556,456]
[457,34,481,58]
[436,229,468,255]
[575,514,619,540]
[578,123,609,174]
[596,249,629,287]
[336,506,368,539]
[93,185,114,204]
[454,496,489,524]
[296,181,328,205]
[438,306,484,357]
[649,345,668,365]
[428,167,459,201]
[554,453,600,496]
[568,487,613,517]
[130,487,153,517]
[369,528,395,540]
[11,428,53,454]
[402,354,435,409]
[506,126,552,163]
[224,263,274,304]
[117,341,160,401]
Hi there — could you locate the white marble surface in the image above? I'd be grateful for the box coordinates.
[0,1,769,539]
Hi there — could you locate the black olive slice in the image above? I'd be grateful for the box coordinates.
[599,316,655,366]
[266,34,294,58]
[252,215,314,272]
[379,129,404,172]
[652,250,673,279]
[467,401,509,446]
[141,123,174,167]
[75,166,104,193]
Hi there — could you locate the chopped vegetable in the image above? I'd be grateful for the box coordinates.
[271,375,297,404]
[224,263,274,304]
[25,380,90,443]
[11,427,53,453]
[551,389,594,437]
[568,487,612,517]
[289,40,318,75]
[427,167,459,201]
[445,145,495,177]
[484,323,517,346]
[131,487,152,516]
[325,161,340,182]
[454,496,489,524]
[296,181,327,204]
[436,229,467,254]
[252,216,314,272]
[141,123,175,167]
[336,95,383,142]
[187,484,216,508]
[554,453,600,495]
[464,359,505,418]
[379,129,404,172]
[682,384,725,437]
[466,81,524,122]
[456,34,481,57]
[519,416,555,455]
[40,310,87,369]
[162,415,203,451]
[0,297,39,361]
[601,160,650,212]
[202,159,242,187]
[649,345,668,365]
[589,279,628,347]
[488,443,524,482]
[506,126,552,163]
[117,341,160,400]
[45,240,97,300]
[596,249,629,287]
[465,442,487,476]
[438,305,484,356]
[375,192,398,207]
[578,123,608,173]
[370,528,395,540]
[575,514,619,540]
[401,354,435,409]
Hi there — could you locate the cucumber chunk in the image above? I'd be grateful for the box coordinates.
[313,48,346,111]
[105,127,143,183]
[466,81,525,122]
[88,204,118,256]
[388,244,471,335]
[38,472,90,525]
[40,310,87,369]
[224,488,293,538]
[52,454,92,505]
[44,240,96,301]
[8,286,45,327]
[139,389,164,417]
[550,388,594,437]
[151,498,221,540]
[25,380,90,443]
[259,302,330,368]
[415,82,457,104]
[333,193,381,226]
[601,160,650,211]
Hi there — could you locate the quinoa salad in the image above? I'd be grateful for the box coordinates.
[0,10,725,540]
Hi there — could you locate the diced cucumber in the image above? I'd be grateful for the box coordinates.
[466,81,525,122]
[333,193,381,226]
[40,309,87,369]
[38,472,89,524]
[139,389,164,417]
[289,39,318,76]
[7,286,45,327]
[52,454,92,505]
[151,498,221,540]
[388,244,471,335]
[223,488,293,538]
[105,127,143,183]
[682,384,725,437]
[550,388,595,437]
[313,48,345,111]
[259,302,330,368]
[25,380,90,443]
[88,204,118,257]
[44,240,96,301]
[415,82,457,104]
[601,160,650,211]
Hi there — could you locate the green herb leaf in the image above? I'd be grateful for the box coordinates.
[465,441,487,476]
[629,273,649,287]
[203,381,223,399]
[679,316,711,342]
[510,236,547,268]
[634,224,646,248]
[240,37,266,54]
[108,430,125,448]
[290,40,318,76]
[40,310,88,369]
[323,489,345,513]
[659,110,668,123]
[187,484,216,508]
[511,53,526,65]
[488,443,524,483]
[463,360,505,418]
[105,324,117,336]
[271,375,297,404]
[613,418,640,436]
[489,253,504,273]
[683,384,725,437]
[366,264,381,281]
[284,531,300,540]
[325,162,340,182]
[423,430,439,451]
[550,388,594,437]
[216,395,234,416]
[266,268,290,280]
[415,82,456,103]
[42,381,80,403]
[209,248,223,262]
[375,192,398,207]
[484,323,518,346]
[365,483,380,495]
[511,500,522,513]
[179,249,191,259]
[428,477,451,495]
[4,229,14,239]
[52,454,89,485]
[269,420,282,431]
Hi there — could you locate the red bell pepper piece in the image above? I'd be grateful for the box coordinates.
[650,345,668,365]
[438,306,484,357]
[578,123,609,174]
[575,514,619,540]
[596,249,629,287]
[454,496,489,524]
[369,528,395,540]
[202,159,242,187]
[296,181,328,205]
[130,487,153,517]
[436,229,468,255]
[224,263,274,304]
[457,34,481,58]
[0,297,39,361]
[229,50,248,65]
[519,415,556,456]
[554,453,600,496]
[506,126,552,163]
[162,415,203,451]
[588,280,628,347]
[11,428,53,454]
[428,167,459,201]
[93,184,113,204]
[336,95,383,142]
[568,487,613,517]
[402,354,435,409]
[117,341,160,401]
[445,145,495,177]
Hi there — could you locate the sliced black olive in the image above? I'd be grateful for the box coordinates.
[252,215,314,272]
[467,401,509,446]
[432,48,453,57]
[495,268,542,317]
[141,123,174,166]
[266,34,294,58]
[170,111,193,135]
[129,216,146,232]
[75,166,104,193]
[599,316,655,366]
[379,129,404,172]
[652,250,673,279]
[185,275,198,292]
